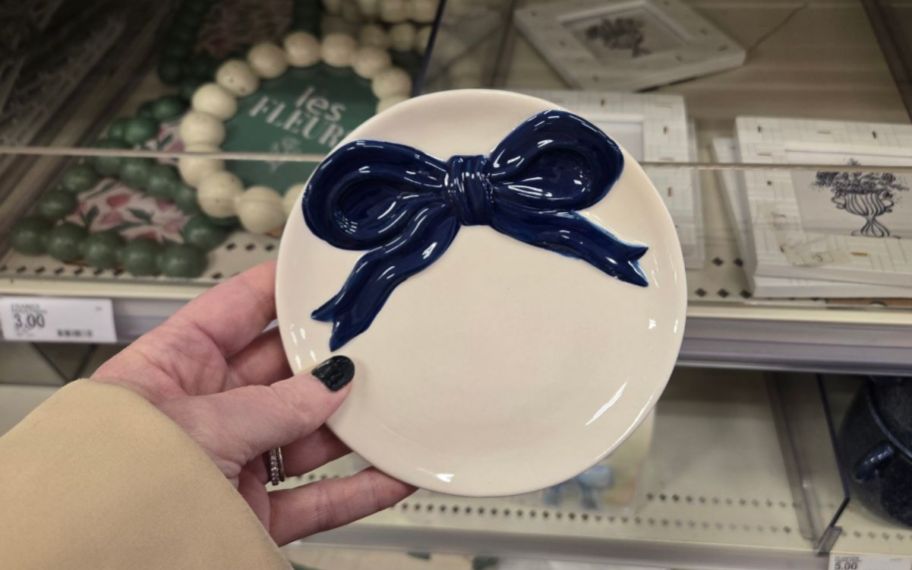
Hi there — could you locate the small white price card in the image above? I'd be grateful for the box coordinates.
[829,554,912,570]
[0,296,117,343]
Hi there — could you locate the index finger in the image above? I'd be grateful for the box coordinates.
[166,260,278,357]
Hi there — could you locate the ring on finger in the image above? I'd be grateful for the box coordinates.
[265,447,286,486]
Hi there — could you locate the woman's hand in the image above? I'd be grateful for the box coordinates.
[92,260,414,545]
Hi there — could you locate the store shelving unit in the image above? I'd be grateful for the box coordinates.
[4,178,912,373]
[2,2,910,373]
[1,1,912,568]
[278,371,909,569]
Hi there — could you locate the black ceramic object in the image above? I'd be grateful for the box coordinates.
[838,377,912,527]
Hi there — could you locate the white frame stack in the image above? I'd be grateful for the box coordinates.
[514,0,745,91]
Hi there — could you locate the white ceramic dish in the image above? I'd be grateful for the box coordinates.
[276,89,686,496]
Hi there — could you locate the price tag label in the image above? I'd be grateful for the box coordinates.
[0,296,117,343]
[829,554,912,570]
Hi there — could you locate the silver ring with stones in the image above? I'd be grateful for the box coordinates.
[265,447,285,487]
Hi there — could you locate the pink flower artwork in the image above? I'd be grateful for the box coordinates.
[106,193,131,209]
[99,210,125,226]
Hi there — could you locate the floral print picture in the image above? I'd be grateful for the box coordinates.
[65,118,189,243]
[563,7,683,63]
[788,150,912,240]
[66,179,189,242]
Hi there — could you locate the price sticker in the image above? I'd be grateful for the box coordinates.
[0,296,117,343]
[829,554,912,570]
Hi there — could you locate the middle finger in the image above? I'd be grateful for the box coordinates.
[225,328,291,390]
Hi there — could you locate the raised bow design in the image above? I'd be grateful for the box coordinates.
[303,110,648,350]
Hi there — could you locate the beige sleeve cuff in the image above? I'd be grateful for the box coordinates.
[0,380,290,570]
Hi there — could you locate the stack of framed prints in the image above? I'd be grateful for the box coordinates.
[514,0,745,91]
[524,89,704,268]
[712,117,912,298]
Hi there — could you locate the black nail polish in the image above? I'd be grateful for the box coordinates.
[312,356,354,391]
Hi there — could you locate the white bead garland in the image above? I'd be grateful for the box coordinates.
[191,83,237,120]
[322,0,342,15]
[340,0,363,23]
[247,43,289,79]
[377,95,409,113]
[359,23,390,49]
[180,111,226,146]
[355,0,378,18]
[409,0,437,23]
[178,145,224,186]
[371,67,412,98]
[379,0,408,23]
[282,184,306,216]
[235,186,286,233]
[197,171,244,218]
[321,14,356,36]
[215,59,260,97]
[321,33,358,67]
[389,23,416,52]
[352,46,392,79]
[284,32,321,67]
[187,30,410,234]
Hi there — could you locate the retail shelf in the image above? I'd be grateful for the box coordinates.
[2,369,910,568]
[3,173,911,373]
[279,370,912,570]
[2,0,910,374]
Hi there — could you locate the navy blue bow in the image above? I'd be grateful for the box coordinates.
[303,110,649,350]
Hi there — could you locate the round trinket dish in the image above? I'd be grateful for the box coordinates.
[276,89,687,496]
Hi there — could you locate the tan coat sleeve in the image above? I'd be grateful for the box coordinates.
[0,380,290,570]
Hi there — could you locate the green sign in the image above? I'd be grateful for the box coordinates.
[221,63,377,194]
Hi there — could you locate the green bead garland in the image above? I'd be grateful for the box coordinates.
[36,192,78,221]
[9,217,52,255]
[91,139,130,176]
[107,117,130,140]
[159,244,207,278]
[10,90,236,278]
[147,164,181,200]
[9,0,331,277]
[82,231,125,270]
[119,157,155,189]
[178,77,204,101]
[123,117,160,145]
[152,96,188,121]
[137,102,157,120]
[121,238,163,276]
[182,215,230,251]
[158,58,184,86]
[61,165,99,194]
[46,223,88,262]
[173,182,202,215]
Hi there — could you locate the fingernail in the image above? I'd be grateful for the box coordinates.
[311,356,354,392]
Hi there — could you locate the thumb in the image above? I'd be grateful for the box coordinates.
[159,356,355,477]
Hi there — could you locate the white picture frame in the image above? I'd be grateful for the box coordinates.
[711,137,912,298]
[514,0,745,91]
[523,89,704,268]
[735,117,912,288]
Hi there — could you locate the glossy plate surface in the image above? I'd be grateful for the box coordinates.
[276,90,687,496]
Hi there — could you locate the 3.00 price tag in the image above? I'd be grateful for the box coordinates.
[829,555,911,570]
[0,296,117,343]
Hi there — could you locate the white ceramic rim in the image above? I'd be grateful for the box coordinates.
[276,89,687,496]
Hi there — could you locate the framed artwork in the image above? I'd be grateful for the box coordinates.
[524,89,704,267]
[735,117,912,288]
[711,137,912,298]
[514,0,745,91]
